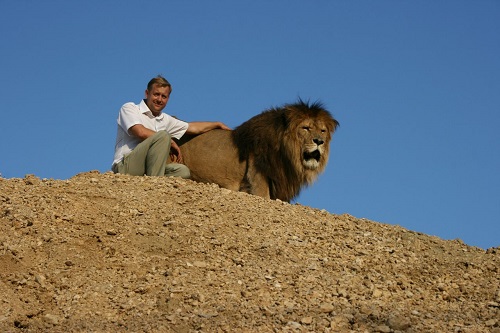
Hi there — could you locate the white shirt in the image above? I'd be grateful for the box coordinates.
[112,99,188,166]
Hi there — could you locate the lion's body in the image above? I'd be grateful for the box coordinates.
[178,100,339,201]
[177,129,256,194]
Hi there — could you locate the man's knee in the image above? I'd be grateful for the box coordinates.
[178,166,191,179]
[165,163,191,179]
[153,130,171,143]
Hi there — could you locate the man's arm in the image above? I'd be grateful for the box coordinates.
[128,124,156,140]
[185,121,231,135]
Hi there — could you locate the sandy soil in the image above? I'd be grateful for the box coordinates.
[1,171,499,332]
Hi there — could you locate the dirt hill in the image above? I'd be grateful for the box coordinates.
[0,171,499,332]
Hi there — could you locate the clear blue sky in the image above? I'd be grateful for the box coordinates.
[1,1,498,249]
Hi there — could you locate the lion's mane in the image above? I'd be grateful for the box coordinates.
[178,100,339,202]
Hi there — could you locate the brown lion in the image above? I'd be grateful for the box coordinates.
[177,100,339,202]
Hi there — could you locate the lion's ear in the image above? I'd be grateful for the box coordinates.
[281,111,291,128]
[330,118,340,133]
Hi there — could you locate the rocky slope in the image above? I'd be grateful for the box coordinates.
[0,171,499,332]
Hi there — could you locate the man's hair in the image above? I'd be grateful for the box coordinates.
[147,75,172,93]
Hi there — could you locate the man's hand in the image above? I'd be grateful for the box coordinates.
[169,140,183,163]
[186,121,231,135]
[217,122,231,131]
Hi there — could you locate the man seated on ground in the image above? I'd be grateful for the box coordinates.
[112,75,230,178]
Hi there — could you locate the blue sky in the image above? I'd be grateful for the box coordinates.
[1,1,498,249]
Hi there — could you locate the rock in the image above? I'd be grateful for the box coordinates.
[34,274,46,287]
[320,302,335,313]
[43,314,60,325]
[485,319,497,327]
[372,288,383,298]
[387,315,411,330]
[375,324,391,333]
[193,261,207,268]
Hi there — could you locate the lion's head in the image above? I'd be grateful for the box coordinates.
[232,100,339,201]
[178,100,339,202]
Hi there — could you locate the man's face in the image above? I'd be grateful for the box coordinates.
[145,84,171,116]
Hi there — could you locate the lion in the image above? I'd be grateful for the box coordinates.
[177,100,339,202]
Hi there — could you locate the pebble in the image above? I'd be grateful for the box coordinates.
[374,324,391,333]
[193,261,207,268]
[43,314,60,325]
[35,274,46,287]
[372,289,383,298]
[485,319,497,327]
[319,302,335,313]
[387,315,411,330]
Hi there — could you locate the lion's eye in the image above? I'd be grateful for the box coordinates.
[302,126,310,131]
[321,129,326,133]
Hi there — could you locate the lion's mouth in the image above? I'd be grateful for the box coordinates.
[303,149,321,162]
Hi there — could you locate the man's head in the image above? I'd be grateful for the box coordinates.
[145,75,172,116]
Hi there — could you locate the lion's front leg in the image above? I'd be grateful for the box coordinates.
[245,158,270,199]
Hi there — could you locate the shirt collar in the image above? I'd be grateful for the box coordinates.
[139,99,164,120]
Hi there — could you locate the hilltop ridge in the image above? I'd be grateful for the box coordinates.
[1,171,499,332]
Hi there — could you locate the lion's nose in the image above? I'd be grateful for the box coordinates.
[313,138,324,146]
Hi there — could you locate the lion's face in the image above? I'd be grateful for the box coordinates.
[297,118,331,170]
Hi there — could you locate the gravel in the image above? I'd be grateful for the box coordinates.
[0,171,498,332]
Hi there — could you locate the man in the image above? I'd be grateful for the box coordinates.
[112,75,230,178]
